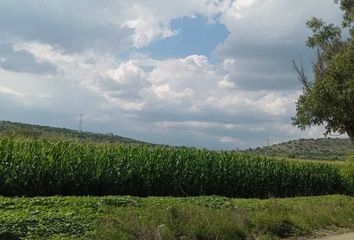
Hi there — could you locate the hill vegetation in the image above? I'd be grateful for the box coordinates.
[0,120,146,145]
[1,120,353,161]
[245,138,353,161]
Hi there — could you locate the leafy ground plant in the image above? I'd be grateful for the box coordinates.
[1,195,353,240]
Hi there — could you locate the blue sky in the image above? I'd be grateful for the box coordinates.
[141,15,229,59]
[0,0,345,149]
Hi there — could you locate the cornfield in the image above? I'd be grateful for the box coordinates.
[0,138,349,197]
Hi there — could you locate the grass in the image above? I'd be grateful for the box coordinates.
[1,195,354,240]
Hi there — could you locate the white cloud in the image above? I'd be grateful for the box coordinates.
[0,85,24,98]
[5,41,310,142]
[122,4,177,48]
[39,93,51,99]
[100,61,151,99]
[218,0,341,46]
[218,136,242,144]
[12,41,298,118]
[117,0,226,47]
[218,77,236,89]
[0,80,53,108]
[156,121,232,130]
[14,43,68,63]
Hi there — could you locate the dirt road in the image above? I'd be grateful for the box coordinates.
[313,232,354,240]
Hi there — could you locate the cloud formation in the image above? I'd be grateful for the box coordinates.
[0,0,345,149]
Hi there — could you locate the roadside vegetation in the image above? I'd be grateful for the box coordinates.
[1,195,354,240]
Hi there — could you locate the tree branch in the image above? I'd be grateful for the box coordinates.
[292,58,310,90]
[314,47,325,79]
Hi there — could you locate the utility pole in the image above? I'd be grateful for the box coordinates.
[78,113,83,132]
[266,139,270,156]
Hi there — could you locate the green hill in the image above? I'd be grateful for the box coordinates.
[0,120,148,145]
[244,138,353,161]
[1,120,353,160]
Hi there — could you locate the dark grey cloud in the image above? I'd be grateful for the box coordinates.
[0,0,132,53]
[217,42,315,91]
[214,0,343,92]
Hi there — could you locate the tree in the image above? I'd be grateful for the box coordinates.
[292,0,354,145]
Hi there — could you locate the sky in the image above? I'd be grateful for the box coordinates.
[0,0,345,149]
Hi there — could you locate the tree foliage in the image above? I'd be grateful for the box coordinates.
[293,0,354,145]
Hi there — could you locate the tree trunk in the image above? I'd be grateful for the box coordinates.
[346,124,354,147]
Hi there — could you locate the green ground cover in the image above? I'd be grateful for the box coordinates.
[0,195,353,240]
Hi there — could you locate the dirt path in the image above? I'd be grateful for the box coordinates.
[312,232,354,240]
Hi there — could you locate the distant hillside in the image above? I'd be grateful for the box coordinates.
[2,121,353,160]
[0,120,148,145]
[244,138,353,161]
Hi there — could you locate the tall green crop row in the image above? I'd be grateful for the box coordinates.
[0,138,348,197]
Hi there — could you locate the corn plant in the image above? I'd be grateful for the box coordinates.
[0,138,348,197]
